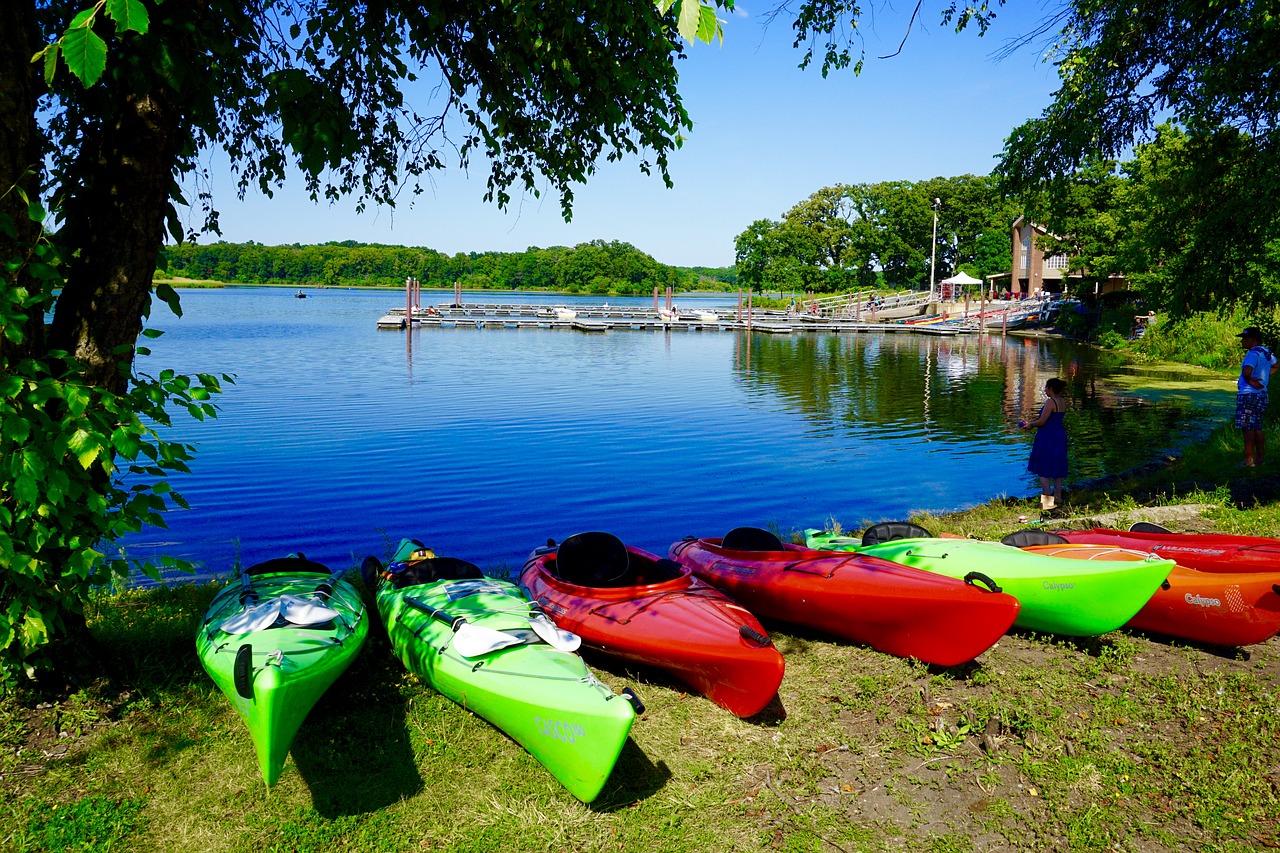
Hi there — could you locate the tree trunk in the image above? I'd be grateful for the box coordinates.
[0,1,46,362]
[49,86,185,394]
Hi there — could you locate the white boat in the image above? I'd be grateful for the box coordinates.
[658,308,679,322]
[697,311,719,324]
[554,307,577,320]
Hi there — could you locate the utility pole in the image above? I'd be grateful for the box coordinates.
[930,197,941,301]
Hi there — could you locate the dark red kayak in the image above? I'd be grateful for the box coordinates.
[1052,526,1280,574]
[521,532,785,718]
[668,528,1020,667]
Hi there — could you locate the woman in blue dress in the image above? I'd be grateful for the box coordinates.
[1019,378,1068,510]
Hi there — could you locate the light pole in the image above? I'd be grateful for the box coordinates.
[929,197,941,301]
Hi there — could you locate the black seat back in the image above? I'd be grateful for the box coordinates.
[245,555,332,576]
[1130,521,1173,534]
[391,556,484,589]
[861,521,933,546]
[1000,529,1069,548]
[556,531,630,587]
[721,527,784,551]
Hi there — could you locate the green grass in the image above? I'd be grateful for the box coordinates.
[2,556,1277,852]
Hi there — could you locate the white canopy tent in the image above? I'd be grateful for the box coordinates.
[938,271,982,301]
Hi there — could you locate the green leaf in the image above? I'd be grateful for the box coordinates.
[677,0,702,43]
[154,282,182,317]
[26,198,46,224]
[40,45,60,86]
[695,6,723,45]
[61,26,108,87]
[13,474,38,506]
[3,416,32,444]
[19,607,49,656]
[67,8,97,28]
[106,0,150,34]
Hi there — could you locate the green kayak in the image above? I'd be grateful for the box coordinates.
[196,555,369,785]
[366,539,638,803]
[805,526,1173,636]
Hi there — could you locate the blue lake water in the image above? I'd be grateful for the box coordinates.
[120,287,1221,582]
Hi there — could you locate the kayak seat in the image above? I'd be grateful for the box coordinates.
[245,556,333,576]
[1001,530,1069,548]
[556,531,631,587]
[1130,521,1173,534]
[628,557,685,586]
[861,522,933,546]
[391,557,485,589]
[722,527,784,551]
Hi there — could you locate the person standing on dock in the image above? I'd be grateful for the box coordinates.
[1018,378,1068,511]
[1236,326,1278,467]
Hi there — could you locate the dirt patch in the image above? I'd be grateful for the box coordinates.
[1055,503,1214,530]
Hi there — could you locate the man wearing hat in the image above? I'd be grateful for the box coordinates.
[1237,326,1278,467]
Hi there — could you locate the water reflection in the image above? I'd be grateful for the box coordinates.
[734,330,1219,481]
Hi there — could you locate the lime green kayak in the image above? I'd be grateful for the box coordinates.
[805,529,1173,636]
[196,555,369,785]
[367,540,638,803]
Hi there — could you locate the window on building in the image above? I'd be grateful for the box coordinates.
[1045,254,1069,270]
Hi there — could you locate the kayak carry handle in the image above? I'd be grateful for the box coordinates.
[1161,580,1171,591]
[1274,584,1280,597]
[233,643,254,700]
[621,686,645,715]
[963,571,1003,594]
[739,625,771,646]
[404,596,466,632]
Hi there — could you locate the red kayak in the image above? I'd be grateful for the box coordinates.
[668,528,1021,667]
[1013,537,1280,647]
[1052,525,1280,574]
[521,532,785,718]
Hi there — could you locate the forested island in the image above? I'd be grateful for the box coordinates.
[161,239,737,294]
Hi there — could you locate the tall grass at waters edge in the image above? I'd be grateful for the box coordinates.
[1109,304,1280,371]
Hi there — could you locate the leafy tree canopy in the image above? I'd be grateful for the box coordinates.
[736,175,1017,292]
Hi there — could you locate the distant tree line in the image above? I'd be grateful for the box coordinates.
[162,239,737,294]
[735,174,1018,294]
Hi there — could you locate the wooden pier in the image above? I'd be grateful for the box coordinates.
[377,280,1057,337]
[376,303,972,336]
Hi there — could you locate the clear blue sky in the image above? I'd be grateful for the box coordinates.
[203,5,1061,268]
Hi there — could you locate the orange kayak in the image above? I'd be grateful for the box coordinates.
[521,532,785,718]
[668,528,1020,667]
[1021,542,1280,646]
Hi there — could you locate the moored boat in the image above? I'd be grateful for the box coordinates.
[521,532,785,718]
[668,527,1019,666]
[365,539,639,803]
[196,554,369,786]
[806,523,1173,637]
[1005,530,1280,646]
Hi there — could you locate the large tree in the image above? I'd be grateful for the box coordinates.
[0,0,727,684]
[996,0,1280,313]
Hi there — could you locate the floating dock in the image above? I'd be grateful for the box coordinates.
[376,303,974,336]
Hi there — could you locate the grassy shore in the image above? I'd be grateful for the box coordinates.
[4,421,1279,852]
